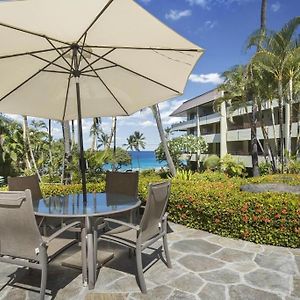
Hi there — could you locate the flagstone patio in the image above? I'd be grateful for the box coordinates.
[0,223,299,300]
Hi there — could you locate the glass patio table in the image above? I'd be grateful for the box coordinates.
[33,192,141,289]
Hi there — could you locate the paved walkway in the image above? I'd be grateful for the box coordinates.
[0,223,299,299]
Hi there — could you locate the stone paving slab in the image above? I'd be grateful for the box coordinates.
[0,222,299,300]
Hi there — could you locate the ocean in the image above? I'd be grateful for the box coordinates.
[104,151,167,171]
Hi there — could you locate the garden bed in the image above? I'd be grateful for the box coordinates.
[4,172,299,248]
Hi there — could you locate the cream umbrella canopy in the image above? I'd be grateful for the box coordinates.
[0,0,203,202]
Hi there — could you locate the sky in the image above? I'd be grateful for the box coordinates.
[5,0,300,150]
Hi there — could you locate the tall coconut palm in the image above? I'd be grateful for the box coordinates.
[90,117,102,151]
[124,135,136,169]
[23,116,41,180]
[253,16,300,172]
[151,104,176,176]
[105,117,117,151]
[132,131,145,170]
[98,132,110,149]
[61,120,72,184]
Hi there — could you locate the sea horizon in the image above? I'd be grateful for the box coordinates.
[104,150,167,171]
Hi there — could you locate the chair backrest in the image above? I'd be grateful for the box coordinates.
[0,190,42,261]
[105,171,139,197]
[8,174,42,202]
[139,181,171,243]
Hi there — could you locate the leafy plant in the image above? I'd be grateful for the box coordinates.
[219,154,246,177]
[203,155,220,171]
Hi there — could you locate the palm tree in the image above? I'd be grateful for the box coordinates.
[124,135,137,169]
[151,104,176,176]
[98,132,110,149]
[253,16,300,172]
[61,120,72,184]
[132,131,145,170]
[90,117,102,151]
[23,116,41,181]
[106,117,117,151]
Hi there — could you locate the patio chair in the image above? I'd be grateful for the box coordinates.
[0,190,80,300]
[106,171,139,222]
[8,175,49,234]
[95,181,172,294]
[105,171,139,197]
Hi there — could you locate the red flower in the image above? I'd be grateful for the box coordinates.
[281,209,287,215]
[252,215,258,222]
[242,215,249,223]
[274,213,281,219]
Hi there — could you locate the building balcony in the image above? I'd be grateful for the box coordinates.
[170,119,197,131]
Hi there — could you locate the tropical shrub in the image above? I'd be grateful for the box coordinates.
[259,162,273,175]
[155,135,207,167]
[4,172,298,248]
[219,154,246,177]
[203,155,220,170]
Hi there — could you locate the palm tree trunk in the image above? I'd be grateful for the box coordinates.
[278,79,285,173]
[91,118,97,151]
[151,104,176,177]
[71,120,75,150]
[106,117,117,151]
[22,117,32,171]
[48,119,53,176]
[259,110,277,171]
[251,100,260,176]
[62,121,72,184]
[23,116,42,181]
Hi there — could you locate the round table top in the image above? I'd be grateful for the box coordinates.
[33,192,141,218]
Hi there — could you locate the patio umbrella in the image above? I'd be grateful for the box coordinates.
[0,0,203,203]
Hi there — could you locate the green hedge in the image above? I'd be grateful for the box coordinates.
[2,172,300,248]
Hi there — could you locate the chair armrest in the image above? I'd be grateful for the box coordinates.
[94,217,105,228]
[104,218,140,231]
[162,212,169,221]
[43,221,81,245]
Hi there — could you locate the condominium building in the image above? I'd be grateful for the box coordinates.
[170,88,299,168]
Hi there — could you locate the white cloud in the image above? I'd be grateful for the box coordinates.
[165,9,192,21]
[186,0,209,8]
[189,73,224,84]
[271,1,280,12]
[204,20,217,29]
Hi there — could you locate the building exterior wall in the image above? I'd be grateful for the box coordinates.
[170,89,299,168]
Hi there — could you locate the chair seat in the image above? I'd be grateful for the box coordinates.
[102,227,137,248]
[43,237,76,261]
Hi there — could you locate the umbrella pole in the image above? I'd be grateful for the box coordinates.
[75,78,87,204]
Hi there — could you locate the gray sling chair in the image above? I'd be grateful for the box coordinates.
[8,175,48,235]
[94,171,139,234]
[94,181,172,294]
[0,190,81,300]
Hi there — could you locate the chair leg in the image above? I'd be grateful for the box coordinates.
[163,234,172,268]
[136,247,147,294]
[40,253,48,300]
[81,228,88,285]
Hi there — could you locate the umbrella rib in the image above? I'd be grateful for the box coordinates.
[78,33,87,69]
[0,23,71,47]
[79,52,129,116]
[42,70,70,75]
[76,0,115,44]
[86,45,203,53]
[0,46,69,60]
[81,65,117,74]
[80,48,116,73]
[45,37,73,70]
[0,47,72,103]
[62,54,75,121]
[82,48,181,94]
[30,53,71,72]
